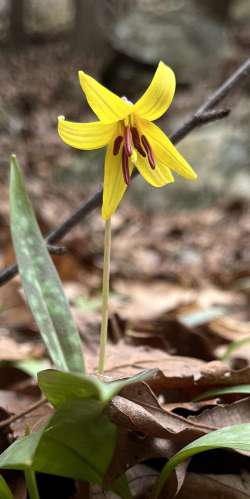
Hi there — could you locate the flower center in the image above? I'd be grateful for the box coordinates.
[112,123,156,185]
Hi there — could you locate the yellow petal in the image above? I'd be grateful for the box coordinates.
[133,61,176,121]
[79,71,131,124]
[58,116,115,150]
[135,155,174,187]
[138,118,197,180]
[102,140,133,220]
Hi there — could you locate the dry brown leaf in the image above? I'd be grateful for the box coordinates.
[177,470,250,499]
[110,382,213,437]
[0,332,41,361]
[189,397,250,429]
[128,314,214,360]
[0,390,37,417]
[106,382,206,493]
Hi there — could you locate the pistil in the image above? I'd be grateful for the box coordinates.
[124,127,132,156]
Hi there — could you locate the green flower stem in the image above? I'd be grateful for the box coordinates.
[24,469,40,499]
[98,218,112,374]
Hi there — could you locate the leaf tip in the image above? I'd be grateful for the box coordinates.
[10,153,19,172]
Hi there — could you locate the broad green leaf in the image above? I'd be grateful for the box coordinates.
[38,368,157,407]
[0,476,14,499]
[0,430,43,470]
[221,336,250,360]
[194,384,250,401]
[0,399,116,486]
[9,155,85,373]
[152,424,250,498]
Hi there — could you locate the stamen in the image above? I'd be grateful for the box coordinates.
[131,127,146,157]
[122,146,130,185]
[113,136,123,155]
[141,135,156,169]
[124,127,132,156]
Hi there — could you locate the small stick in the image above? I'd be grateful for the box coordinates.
[0,397,47,429]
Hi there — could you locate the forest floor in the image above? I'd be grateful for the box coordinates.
[0,40,250,498]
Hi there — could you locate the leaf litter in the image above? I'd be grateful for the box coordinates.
[0,42,250,499]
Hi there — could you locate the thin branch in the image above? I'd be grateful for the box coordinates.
[197,57,250,113]
[171,108,231,144]
[0,58,249,287]
[46,243,66,255]
[0,397,47,429]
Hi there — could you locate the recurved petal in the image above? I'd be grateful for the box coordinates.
[102,141,133,220]
[138,118,197,180]
[135,154,174,187]
[58,116,115,150]
[133,61,176,121]
[79,71,131,124]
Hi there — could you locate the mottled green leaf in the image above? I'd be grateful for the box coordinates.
[38,368,157,407]
[152,424,250,498]
[9,155,85,373]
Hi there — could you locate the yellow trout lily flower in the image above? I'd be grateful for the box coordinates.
[58,61,197,220]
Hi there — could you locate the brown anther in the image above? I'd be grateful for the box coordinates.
[141,135,156,169]
[124,127,132,156]
[122,146,130,185]
[131,127,146,157]
[113,136,123,155]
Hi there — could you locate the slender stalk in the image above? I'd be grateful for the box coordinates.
[98,218,112,374]
[24,469,40,499]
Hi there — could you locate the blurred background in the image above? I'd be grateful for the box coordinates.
[0,0,249,330]
[0,0,249,208]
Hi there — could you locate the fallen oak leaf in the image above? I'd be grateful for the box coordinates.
[106,382,210,495]
[104,350,250,398]
[189,397,250,439]
[109,382,214,436]
[164,400,218,414]
[103,350,218,388]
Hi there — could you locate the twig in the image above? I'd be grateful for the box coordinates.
[171,108,231,144]
[46,243,67,255]
[0,58,249,287]
[197,58,250,113]
[0,397,47,429]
